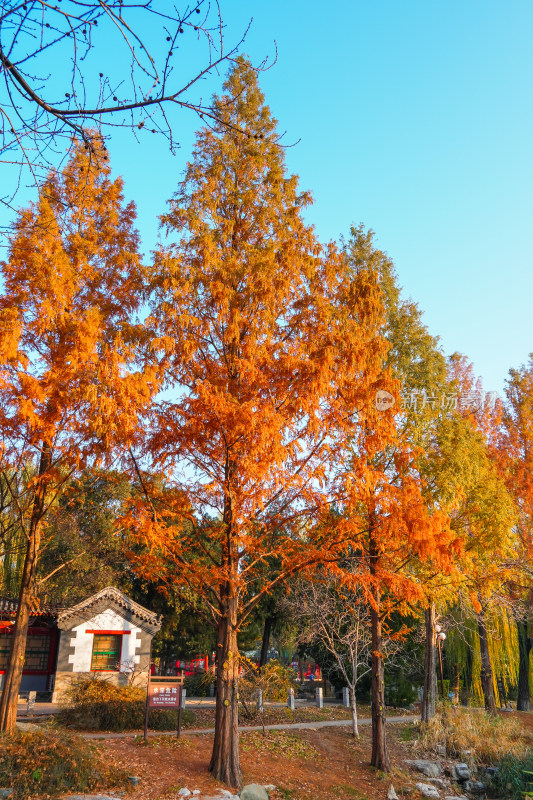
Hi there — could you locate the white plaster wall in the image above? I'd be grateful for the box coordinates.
[68,607,142,673]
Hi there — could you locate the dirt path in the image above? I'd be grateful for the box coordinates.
[104,724,417,800]
[91,709,533,799]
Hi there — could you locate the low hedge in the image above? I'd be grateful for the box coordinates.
[57,676,196,732]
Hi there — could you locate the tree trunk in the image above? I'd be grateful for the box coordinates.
[0,443,51,733]
[368,524,389,772]
[350,685,359,738]
[451,662,460,705]
[459,646,472,707]
[477,603,497,714]
[209,593,242,788]
[259,615,273,669]
[370,593,389,770]
[517,618,531,712]
[209,431,242,787]
[421,603,437,722]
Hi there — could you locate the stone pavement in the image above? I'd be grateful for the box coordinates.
[80,714,412,739]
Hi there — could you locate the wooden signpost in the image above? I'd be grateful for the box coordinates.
[144,674,184,741]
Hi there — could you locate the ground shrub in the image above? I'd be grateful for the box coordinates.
[385,675,417,708]
[259,660,298,702]
[239,659,297,720]
[0,729,126,799]
[490,753,533,800]
[58,675,196,731]
[418,707,533,764]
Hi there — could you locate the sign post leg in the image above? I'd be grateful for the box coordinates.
[144,643,153,742]
[177,687,183,739]
[144,694,149,742]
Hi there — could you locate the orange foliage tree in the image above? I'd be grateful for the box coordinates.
[334,228,456,769]
[124,63,460,784]
[124,60,396,787]
[348,228,454,730]
[340,441,454,770]
[0,140,147,731]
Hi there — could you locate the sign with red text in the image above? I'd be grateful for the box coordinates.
[148,681,182,708]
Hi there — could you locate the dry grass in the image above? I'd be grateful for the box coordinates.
[0,729,126,799]
[240,730,318,759]
[417,707,533,764]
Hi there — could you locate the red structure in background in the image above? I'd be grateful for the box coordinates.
[165,654,322,682]
[0,616,58,693]
[300,663,321,680]
[174,655,210,676]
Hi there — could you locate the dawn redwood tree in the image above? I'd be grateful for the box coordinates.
[341,441,454,770]
[125,60,393,787]
[340,227,459,767]
[359,224,450,726]
[0,140,146,731]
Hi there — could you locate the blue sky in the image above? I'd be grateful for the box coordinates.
[5,1,533,394]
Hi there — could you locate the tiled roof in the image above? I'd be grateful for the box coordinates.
[0,597,62,617]
[0,598,18,615]
[0,588,160,628]
[56,586,160,627]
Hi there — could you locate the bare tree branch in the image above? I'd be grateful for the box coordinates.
[0,0,267,222]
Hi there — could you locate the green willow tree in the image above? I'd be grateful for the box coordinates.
[431,356,517,713]
[497,357,533,710]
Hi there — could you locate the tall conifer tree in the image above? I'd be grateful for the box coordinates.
[132,60,392,785]
[341,227,455,767]
[0,139,145,731]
